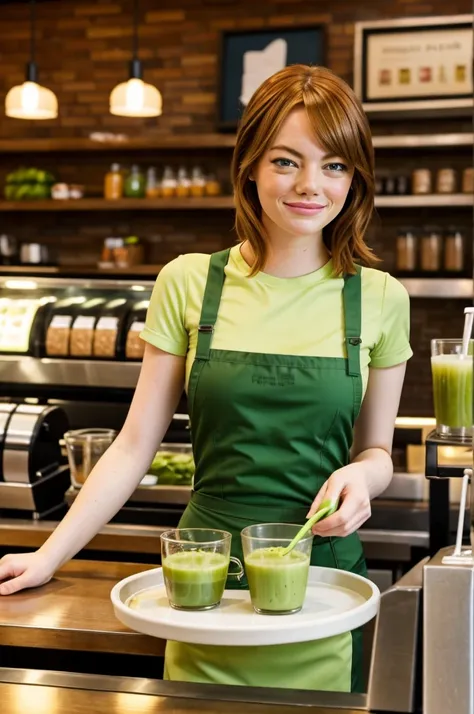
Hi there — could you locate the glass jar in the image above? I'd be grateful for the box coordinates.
[64,428,117,486]
[384,175,396,195]
[462,167,474,195]
[124,165,145,198]
[395,175,410,195]
[161,166,177,198]
[444,228,464,273]
[412,168,432,195]
[420,227,442,272]
[104,163,123,200]
[205,173,221,196]
[396,229,417,272]
[176,167,191,198]
[146,167,161,198]
[190,166,205,197]
[436,168,457,194]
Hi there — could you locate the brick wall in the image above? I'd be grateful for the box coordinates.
[0,0,472,416]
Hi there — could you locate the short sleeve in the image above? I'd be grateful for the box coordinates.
[139,256,188,356]
[369,274,413,368]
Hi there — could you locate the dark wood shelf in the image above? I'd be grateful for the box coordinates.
[0,134,237,153]
[0,196,235,211]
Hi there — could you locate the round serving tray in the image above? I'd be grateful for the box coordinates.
[111,566,380,647]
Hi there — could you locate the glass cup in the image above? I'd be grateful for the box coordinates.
[160,528,244,611]
[64,428,117,487]
[241,523,313,615]
[431,339,473,442]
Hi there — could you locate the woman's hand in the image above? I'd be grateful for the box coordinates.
[0,552,55,596]
[306,463,371,538]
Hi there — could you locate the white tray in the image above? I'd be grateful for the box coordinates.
[111,566,380,646]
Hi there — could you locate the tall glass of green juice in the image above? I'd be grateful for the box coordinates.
[241,523,313,615]
[160,528,243,611]
[431,339,473,441]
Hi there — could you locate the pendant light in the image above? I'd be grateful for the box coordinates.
[5,0,58,120]
[109,0,162,118]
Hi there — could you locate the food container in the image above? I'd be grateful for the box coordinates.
[420,227,442,273]
[92,298,130,359]
[462,167,474,195]
[64,428,117,486]
[69,298,105,358]
[412,168,432,195]
[444,227,464,273]
[396,229,417,272]
[431,338,473,441]
[147,443,194,485]
[124,300,149,360]
[45,297,84,357]
[436,168,457,194]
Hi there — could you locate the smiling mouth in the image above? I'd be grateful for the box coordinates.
[284,202,327,210]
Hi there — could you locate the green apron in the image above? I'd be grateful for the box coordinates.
[164,248,367,693]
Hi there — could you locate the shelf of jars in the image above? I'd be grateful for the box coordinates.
[0,194,471,212]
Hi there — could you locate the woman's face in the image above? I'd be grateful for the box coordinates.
[253,108,354,242]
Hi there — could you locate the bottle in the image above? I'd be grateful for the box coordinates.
[124,165,145,198]
[145,167,161,198]
[104,163,123,200]
[161,166,177,198]
[176,167,191,198]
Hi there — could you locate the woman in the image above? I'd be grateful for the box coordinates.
[0,65,411,693]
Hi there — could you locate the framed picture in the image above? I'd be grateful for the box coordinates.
[217,26,324,131]
[354,15,473,114]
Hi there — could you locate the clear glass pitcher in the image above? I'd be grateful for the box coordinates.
[64,428,117,487]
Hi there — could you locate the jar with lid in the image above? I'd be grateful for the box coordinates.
[190,166,205,197]
[436,168,457,194]
[420,226,442,272]
[146,167,161,198]
[205,173,221,197]
[124,165,145,198]
[70,298,106,358]
[412,168,432,195]
[395,175,410,196]
[176,167,191,198]
[383,175,397,196]
[104,163,123,200]
[462,167,474,194]
[161,166,177,198]
[444,227,464,273]
[396,228,417,273]
[45,297,83,357]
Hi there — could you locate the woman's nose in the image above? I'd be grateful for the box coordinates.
[295,168,324,196]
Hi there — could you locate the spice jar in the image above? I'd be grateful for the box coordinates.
[436,168,457,194]
[420,227,442,272]
[176,167,191,198]
[396,229,417,272]
[462,167,474,194]
[124,165,145,198]
[104,163,123,200]
[444,227,464,273]
[161,166,177,198]
[190,166,205,197]
[412,169,432,195]
[205,173,221,197]
[146,167,161,198]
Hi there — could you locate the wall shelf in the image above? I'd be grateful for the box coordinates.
[0,264,162,278]
[375,194,473,208]
[0,132,471,154]
[398,278,473,299]
[0,197,235,211]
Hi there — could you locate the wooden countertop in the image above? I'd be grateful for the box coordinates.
[0,560,165,655]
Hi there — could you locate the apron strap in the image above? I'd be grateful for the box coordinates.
[195,248,232,360]
[343,266,362,378]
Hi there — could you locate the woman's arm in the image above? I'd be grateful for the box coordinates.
[0,343,185,594]
[307,362,407,537]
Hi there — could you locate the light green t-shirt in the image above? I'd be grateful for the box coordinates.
[140,245,412,394]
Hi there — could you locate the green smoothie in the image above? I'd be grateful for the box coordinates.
[431,355,473,429]
[244,547,310,614]
[162,550,229,610]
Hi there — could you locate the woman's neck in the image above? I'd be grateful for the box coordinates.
[240,234,330,279]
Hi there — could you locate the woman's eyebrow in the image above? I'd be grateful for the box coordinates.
[269,144,341,161]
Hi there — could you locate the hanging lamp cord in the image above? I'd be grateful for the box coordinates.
[30,0,36,65]
[132,0,139,60]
